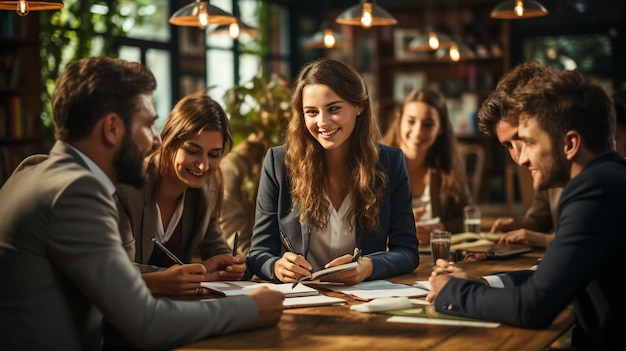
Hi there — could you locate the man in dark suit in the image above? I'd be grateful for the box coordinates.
[0,56,283,351]
[426,70,626,350]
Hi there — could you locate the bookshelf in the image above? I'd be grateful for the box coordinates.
[0,12,43,186]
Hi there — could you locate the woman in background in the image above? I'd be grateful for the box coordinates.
[247,58,419,285]
[116,91,245,297]
[383,88,472,244]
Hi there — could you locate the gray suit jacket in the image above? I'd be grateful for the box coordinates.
[0,141,258,351]
[248,144,420,281]
[116,170,231,272]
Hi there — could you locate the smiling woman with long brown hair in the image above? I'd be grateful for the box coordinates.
[247,58,419,285]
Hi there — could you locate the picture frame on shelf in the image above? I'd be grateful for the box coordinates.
[393,29,424,61]
[355,36,375,70]
[393,72,427,102]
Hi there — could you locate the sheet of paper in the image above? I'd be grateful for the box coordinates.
[201,281,319,297]
[322,280,429,301]
[283,295,346,308]
[387,315,500,328]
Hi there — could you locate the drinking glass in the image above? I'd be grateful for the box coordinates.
[430,230,451,265]
[463,205,482,234]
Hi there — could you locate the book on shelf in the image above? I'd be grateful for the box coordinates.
[0,96,25,138]
[201,281,320,298]
[383,304,500,328]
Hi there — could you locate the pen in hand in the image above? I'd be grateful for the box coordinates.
[152,238,184,265]
[232,232,239,257]
[351,248,362,263]
[280,228,307,288]
[279,228,297,254]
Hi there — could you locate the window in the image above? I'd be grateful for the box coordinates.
[206,0,291,107]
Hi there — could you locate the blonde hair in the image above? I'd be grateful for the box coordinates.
[285,58,386,232]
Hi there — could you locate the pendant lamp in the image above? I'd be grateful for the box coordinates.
[409,29,454,52]
[490,0,548,19]
[0,0,63,16]
[209,20,258,39]
[169,0,236,29]
[335,0,397,28]
[306,23,345,49]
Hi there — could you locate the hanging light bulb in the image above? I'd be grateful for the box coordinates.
[428,32,440,50]
[169,1,236,28]
[16,0,29,16]
[514,0,524,16]
[197,1,209,28]
[322,28,336,48]
[490,0,548,19]
[335,0,396,27]
[449,43,460,61]
[0,0,64,16]
[360,2,373,28]
[228,22,240,39]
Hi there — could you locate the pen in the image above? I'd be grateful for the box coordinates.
[280,228,305,289]
[232,232,239,256]
[351,248,362,263]
[152,238,184,265]
[279,228,297,253]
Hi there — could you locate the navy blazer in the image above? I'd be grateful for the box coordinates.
[434,152,626,350]
[247,144,420,281]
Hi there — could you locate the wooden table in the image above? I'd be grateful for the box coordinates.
[176,251,575,351]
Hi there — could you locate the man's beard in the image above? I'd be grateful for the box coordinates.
[536,147,569,191]
[113,132,148,188]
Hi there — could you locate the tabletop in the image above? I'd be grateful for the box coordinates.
[175,250,575,351]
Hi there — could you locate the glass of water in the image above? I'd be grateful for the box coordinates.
[463,205,482,234]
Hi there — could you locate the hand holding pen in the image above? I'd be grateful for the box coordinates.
[276,228,312,284]
[152,238,184,265]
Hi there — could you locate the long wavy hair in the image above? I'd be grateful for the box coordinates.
[383,88,465,204]
[146,91,233,207]
[285,58,386,232]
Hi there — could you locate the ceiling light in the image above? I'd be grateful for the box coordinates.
[409,30,454,52]
[335,0,397,28]
[490,0,548,20]
[306,23,345,49]
[209,21,258,39]
[0,0,63,16]
[169,0,236,29]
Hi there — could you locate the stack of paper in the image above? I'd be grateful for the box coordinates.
[200,281,346,308]
[201,281,319,298]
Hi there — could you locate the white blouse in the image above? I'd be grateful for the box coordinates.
[307,192,357,271]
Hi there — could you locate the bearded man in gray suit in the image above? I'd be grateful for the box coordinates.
[0,56,283,351]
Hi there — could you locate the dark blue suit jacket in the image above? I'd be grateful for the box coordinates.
[434,152,626,350]
[247,144,420,281]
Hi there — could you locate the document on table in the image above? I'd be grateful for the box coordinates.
[282,295,346,309]
[385,304,500,328]
[201,281,319,298]
[319,280,429,301]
